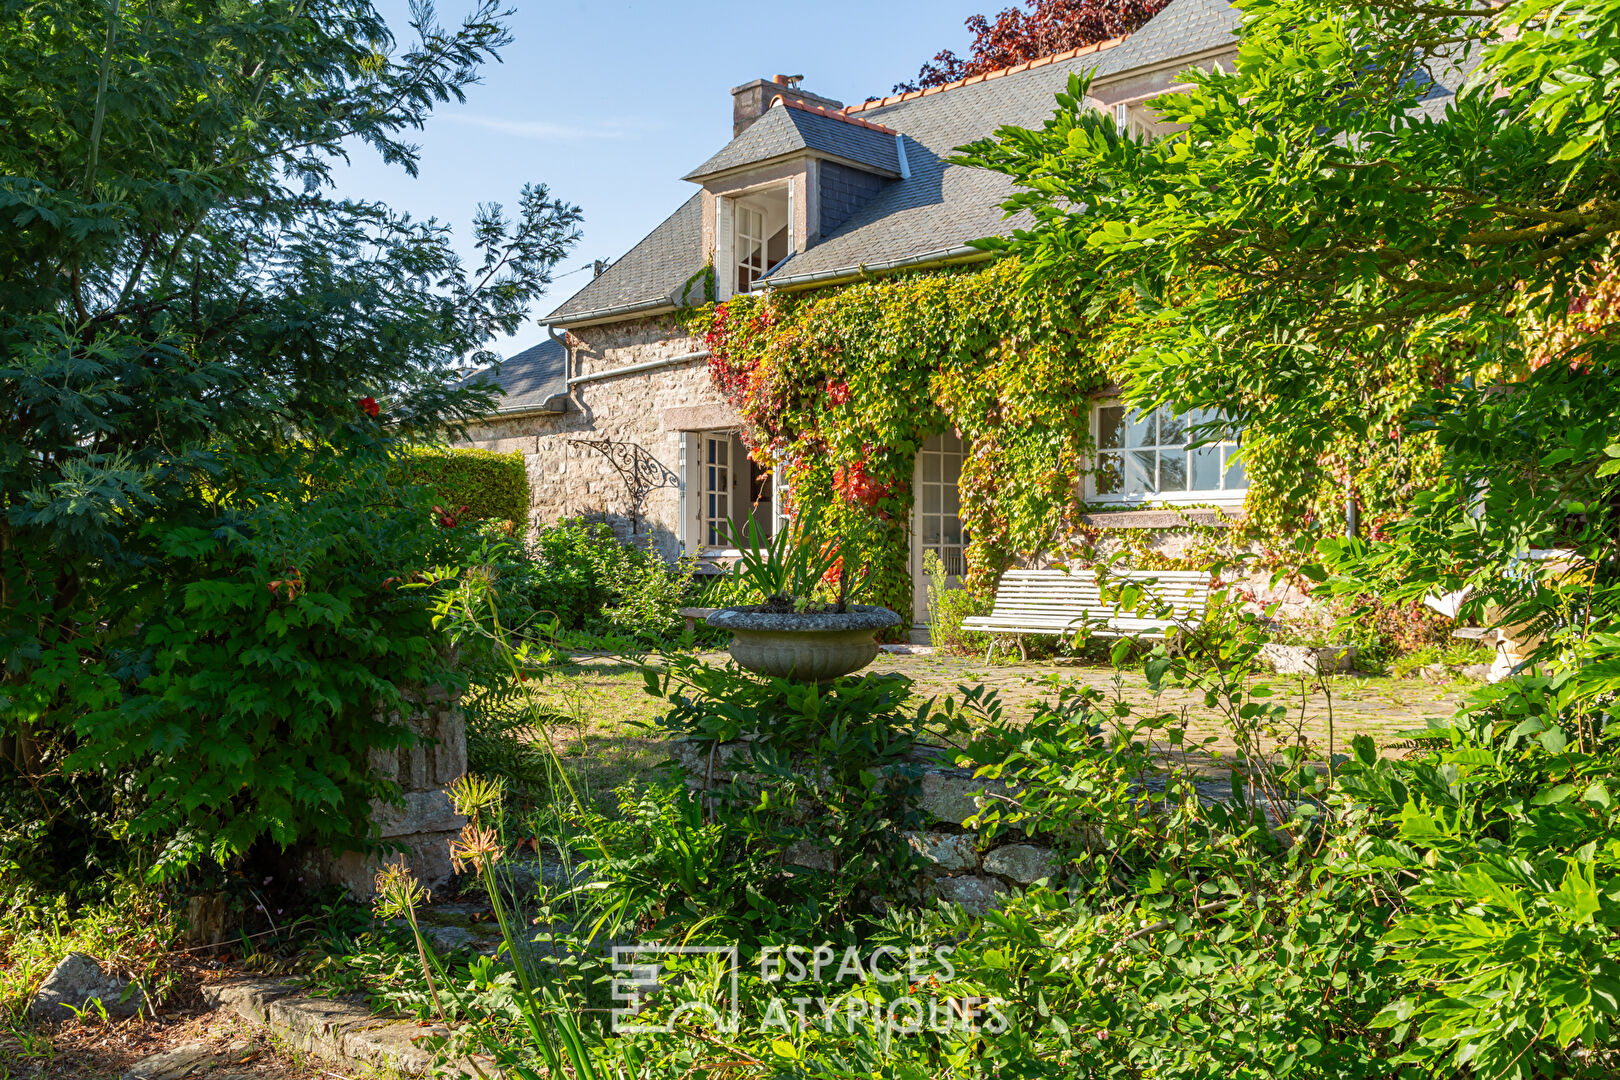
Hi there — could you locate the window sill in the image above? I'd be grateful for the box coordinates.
[1087,491,1248,506]
[1078,504,1246,529]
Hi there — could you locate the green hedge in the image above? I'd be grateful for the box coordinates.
[398,447,530,527]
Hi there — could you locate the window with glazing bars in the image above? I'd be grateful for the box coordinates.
[1094,404,1245,499]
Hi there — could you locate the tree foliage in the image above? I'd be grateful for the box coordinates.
[0,0,579,876]
[957,0,1620,696]
[895,0,1171,93]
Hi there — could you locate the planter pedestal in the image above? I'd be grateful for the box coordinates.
[705,605,902,682]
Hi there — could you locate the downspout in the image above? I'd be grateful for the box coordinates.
[544,323,571,412]
[548,323,570,382]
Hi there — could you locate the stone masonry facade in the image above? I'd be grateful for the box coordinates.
[459,315,737,561]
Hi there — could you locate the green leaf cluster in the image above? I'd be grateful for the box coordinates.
[0,0,578,879]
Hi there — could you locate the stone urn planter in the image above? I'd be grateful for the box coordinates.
[705,605,902,682]
[1259,643,1358,675]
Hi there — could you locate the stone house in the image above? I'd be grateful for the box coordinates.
[456,0,1382,627]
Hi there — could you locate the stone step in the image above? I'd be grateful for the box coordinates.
[201,977,481,1078]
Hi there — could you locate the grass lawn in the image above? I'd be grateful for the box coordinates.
[528,650,1479,797]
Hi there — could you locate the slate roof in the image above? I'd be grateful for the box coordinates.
[771,0,1241,283]
[547,192,707,323]
[464,336,567,413]
[683,100,902,182]
[545,0,1240,324]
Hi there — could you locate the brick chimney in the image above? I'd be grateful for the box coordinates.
[730,74,844,137]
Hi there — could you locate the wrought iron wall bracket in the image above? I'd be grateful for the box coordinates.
[568,437,679,535]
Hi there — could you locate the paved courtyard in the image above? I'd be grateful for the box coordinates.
[866,651,1467,761]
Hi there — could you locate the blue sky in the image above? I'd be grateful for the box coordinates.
[335,1,985,360]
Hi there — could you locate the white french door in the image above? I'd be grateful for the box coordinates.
[703,432,731,546]
[912,431,969,624]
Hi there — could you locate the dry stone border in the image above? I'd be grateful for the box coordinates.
[670,737,1294,915]
[121,1041,252,1080]
[200,977,479,1078]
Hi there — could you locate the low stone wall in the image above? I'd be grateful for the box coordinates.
[301,685,467,899]
[202,977,476,1077]
[669,737,1266,914]
[672,739,1052,914]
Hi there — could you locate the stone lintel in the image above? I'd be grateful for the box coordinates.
[663,403,741,432]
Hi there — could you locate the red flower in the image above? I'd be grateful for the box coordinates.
[266,568,304,601]
[358,396,379,417]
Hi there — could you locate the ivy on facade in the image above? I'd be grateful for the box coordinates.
[692,257,1447,619]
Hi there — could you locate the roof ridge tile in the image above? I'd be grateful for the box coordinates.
[843,34,1131,114]
[772,95,898,135]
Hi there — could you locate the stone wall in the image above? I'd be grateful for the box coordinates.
[458,316,733,561]
[301,685,468,899]
[666,737,1041,913]
[667,736,1262,915]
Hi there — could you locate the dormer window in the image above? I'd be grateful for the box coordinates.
[733,186,790,294]
[736,204,767,293]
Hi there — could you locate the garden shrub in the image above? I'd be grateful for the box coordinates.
[61,439,472,875]
[599,552,693,643]
[1387,641,1495,678]
[1329,594,1456,674]
[491,519,693,644]
[922,549,991,655]
[575,657,930,935]
[397,446,530,528]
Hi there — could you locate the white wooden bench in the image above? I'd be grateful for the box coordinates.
[678,606,717,635]
[960,568,1212,661]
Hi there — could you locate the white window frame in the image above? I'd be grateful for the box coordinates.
[1086,399,1247,506]
[688,430,778,556]
[701,431,732,547]
[735,202,767,294]
[911,432,970,624]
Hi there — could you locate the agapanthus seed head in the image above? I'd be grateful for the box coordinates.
[447,774,504,819]
[449,824,502,874]
[372,859,428,918]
